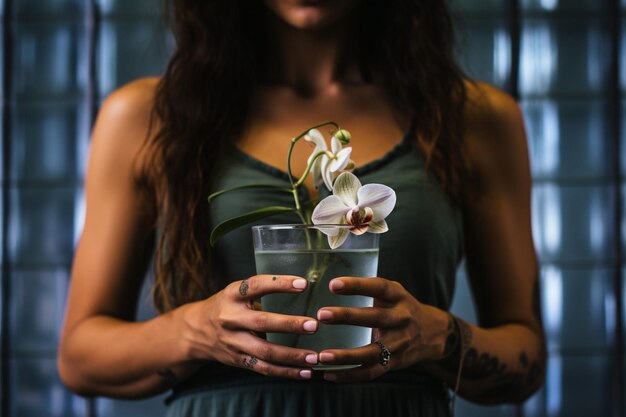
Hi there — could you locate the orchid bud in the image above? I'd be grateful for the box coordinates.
[334,129,351,145]
[344,160,356,171]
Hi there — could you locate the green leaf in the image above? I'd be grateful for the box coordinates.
[208,184,292,203]
[210,206,296,246]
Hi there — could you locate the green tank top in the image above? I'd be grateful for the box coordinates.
[166,132,464,417]
[209,132,464,309]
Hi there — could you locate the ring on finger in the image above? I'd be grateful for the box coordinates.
[374,341,391,367]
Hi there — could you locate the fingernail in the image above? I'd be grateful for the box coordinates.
[329,279,344,291]
[300,370,312,379]
[320,352,334,363]
[305,354,318,364]
[324,372,337,381]
[293,279,307,289]
[303,320,318,332]
[317,310,333,321]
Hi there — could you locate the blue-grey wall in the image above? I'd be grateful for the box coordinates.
[0,0,623,416]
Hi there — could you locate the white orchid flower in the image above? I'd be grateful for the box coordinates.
[311,172,396,249]
[304,129,355,191]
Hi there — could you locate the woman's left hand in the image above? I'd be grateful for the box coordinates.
[317,276,449,382]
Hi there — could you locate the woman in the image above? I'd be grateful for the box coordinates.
[58,0,545,415]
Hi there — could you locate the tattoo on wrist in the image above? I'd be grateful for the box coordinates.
[457,317,472,354]
[239,280,249,296]
[442,315,459,358]
[440,315,472,364]
[156,368,178,383]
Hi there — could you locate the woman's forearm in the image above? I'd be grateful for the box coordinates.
[422,315,546,404]
[58,305,202,398]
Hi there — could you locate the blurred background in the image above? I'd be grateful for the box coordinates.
[0,0,623,416]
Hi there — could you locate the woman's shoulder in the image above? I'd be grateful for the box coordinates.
[90,77,161,184]
[463,80,523,134]
[99,77,160,127]
[461,80,530,188]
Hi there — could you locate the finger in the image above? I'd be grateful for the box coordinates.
[224,310,319,334]
[237,353,313,380]
[317,307,394,328]
[329,277,403,302]
[230,332,319,367]
[321,341,393,383]
[228,275,308,300]
[323,363,387,383]
[318,343,381,368]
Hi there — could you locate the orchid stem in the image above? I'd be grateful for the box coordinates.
[285,122,343,349]
[293,150,327,188]
[292,189,305,221]
[286,121,339,223]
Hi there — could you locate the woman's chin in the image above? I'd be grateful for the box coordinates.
[288,8,338,30]
[264,0,360,31]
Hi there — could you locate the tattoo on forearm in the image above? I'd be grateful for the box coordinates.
[461,349,543,398]
[156,368,178,383]
[438,315,544,398]
[239,280,249,296]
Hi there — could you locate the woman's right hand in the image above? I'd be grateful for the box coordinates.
[177,274,319,379]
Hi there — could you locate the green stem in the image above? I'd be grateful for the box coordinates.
[286,121,338,222]
[293,150,328,188]
[260,122,345,349]
[294,199,308,225]
[287,122,340,347]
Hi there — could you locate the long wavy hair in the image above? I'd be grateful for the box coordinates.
[148,0,468,312]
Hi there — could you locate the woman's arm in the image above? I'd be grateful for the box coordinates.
[57,78,198,398]
[312,82,545,404]
[428,83,545,403]
[58,79,319,399]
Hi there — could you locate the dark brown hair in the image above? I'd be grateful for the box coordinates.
[148,0,467,312]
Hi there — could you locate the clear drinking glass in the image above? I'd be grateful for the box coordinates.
[252,224,380,369]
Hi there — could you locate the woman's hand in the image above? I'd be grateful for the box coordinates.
[176,274,320,380]
[315,277,449,382]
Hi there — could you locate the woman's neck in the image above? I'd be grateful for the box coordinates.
[263,12,363,96]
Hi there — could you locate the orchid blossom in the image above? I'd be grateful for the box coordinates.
[208,122,397,249]
[311,172,396,249]
[304,129,355,191]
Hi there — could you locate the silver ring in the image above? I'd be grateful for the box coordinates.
[375,341,391,367]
